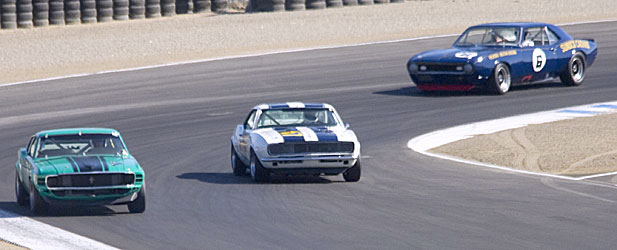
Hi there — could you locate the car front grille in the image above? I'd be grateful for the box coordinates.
[51,188,130,197]
[418,63,467,73]
[268,142,354,155]
[46,173,135,188]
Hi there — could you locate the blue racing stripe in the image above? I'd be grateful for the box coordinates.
[310,127,338,142]
[558,110,600,114]
[591,104,617,109]
[269,103,290,109]
[304,103,324,108]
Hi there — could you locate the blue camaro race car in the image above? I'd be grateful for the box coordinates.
[406,22,597,94]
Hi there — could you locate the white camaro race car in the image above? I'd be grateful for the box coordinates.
[230,102,361,183]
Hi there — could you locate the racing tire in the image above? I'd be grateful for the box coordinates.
[29,181,48,215]
[250,150,269,183]
[231,145,246,176]
[15,171,27,206]
[560,52,586,86]
[128,184,146,213]
[343,159,361,182]
[488,63,511,95]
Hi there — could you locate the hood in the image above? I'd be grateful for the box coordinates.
[253,126,357,144]
[411,46,498,63]
[34,155,141,175]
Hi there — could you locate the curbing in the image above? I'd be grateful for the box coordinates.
[408,101,617,181]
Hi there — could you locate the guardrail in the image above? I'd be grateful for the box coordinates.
[0,0,402,29]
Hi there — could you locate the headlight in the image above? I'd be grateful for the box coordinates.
[408,63,418,73]
[476,56,484,63]
[464,64,473,73]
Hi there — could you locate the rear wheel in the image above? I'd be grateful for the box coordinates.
[488,63,511,95]
[250,150,269,183]
[29,182,48,215]
[15,171,27,206]
[128,184,146,213]
[343,159,361,182]
[231,145,246,176]
[560,52,586,86]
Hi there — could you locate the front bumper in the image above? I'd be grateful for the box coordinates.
[260,155,357,170]
[37,185,142,206]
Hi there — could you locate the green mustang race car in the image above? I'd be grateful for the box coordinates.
[15,128,146,214]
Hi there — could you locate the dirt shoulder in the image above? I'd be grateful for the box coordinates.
[431,112,617,177]
[1,0,617,84]
[0,240,28,250]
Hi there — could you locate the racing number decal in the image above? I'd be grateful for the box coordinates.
[532,48,546,72]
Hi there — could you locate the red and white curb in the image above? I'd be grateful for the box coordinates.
[408,101,617,181]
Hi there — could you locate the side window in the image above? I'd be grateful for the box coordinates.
[244,110,256,129]
[546,27,560,45]
[523,27,546,46]
[26,136,36,157]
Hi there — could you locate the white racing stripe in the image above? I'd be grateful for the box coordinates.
[254,128,284,144]
[296,127,319,142]
[408,101,617,180]
[0,209,120,250]
[286,102,305,109]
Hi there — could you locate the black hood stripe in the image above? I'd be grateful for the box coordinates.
[71,156,104,172]
[65,157,79,172]
[98,156,109,172]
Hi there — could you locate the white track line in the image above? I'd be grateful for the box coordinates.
[0,209,120,250]
[2,18,617,250]
[408,101,617,181]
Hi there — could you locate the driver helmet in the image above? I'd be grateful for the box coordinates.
[303,110,319,123]
[92,139,106,148]
[495,29,517,43]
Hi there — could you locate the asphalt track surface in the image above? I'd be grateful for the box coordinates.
[1,21,617,250]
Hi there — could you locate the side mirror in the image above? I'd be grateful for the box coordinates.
[345,123,350,129]
[236,125,245,137]
[19,148,27,158]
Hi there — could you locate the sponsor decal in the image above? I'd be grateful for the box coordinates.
[279,130,302,137]
[488,50,517,60]
[560,40,590,53]
[532,48,547,72]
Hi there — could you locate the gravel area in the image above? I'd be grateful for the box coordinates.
[1,0,616,84]
[432,113,617,177]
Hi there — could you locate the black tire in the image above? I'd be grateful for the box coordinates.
[15,171,27,206]
[231,145,246,176]
[560,52,586,86]
[29,181,48,215]
[488,63,511,95]
[250,150,269,183]
[343,159,361,182]
[128,184,146,213]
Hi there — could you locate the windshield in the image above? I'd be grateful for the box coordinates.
[36,134,126,158]
[455,27,520,46]
[256,108,340,128]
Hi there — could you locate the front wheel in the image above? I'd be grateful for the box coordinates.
[250,150,269,183]
[488,63,511,95]
[29,182,48,215]
[343,159,361,182]
[231,145,246,176]
[15,171,27,206]
[560,53,586,86]
[128,184,146,213]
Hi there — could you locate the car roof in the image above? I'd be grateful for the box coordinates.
[468,22,553,29]
[252,102,334,111]
[35,128,120,137]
